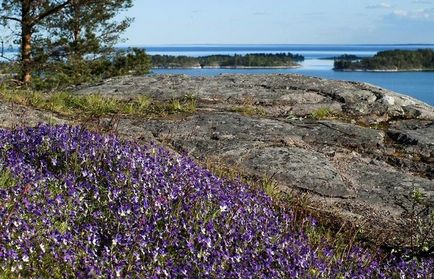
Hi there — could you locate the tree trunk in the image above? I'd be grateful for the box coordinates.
[72,0,82,61]
[21,0,32,84]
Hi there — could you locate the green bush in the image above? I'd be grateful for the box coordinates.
[30,48,152,90]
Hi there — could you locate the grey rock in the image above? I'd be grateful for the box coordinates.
[114,110,433,242]
[0,102,69,128]
[74,74,434,120]
[2,74,433,244]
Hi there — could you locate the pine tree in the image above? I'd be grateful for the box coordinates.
[44,0,133,62]
[0,0,134,84]
[0,0,72,83]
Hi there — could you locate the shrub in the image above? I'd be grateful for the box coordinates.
[30,48,152,90]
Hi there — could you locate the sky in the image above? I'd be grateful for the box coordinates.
[120,0,434,45]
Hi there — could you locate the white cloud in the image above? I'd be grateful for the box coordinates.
[366,3,392,9]
[412,0,433,4]
[391,8,434,21]
[393,10,408,17]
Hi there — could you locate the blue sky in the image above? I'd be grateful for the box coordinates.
[120,0,434,45]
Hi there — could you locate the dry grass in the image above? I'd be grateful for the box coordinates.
[0,88,197,119]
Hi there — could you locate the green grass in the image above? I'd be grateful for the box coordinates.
[0,270,13,279]
[0,167,15,190]
[309,107,336,120]
[230,105,267,117]
[0,89,197,118]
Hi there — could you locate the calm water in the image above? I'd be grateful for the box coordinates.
[2,45,433,105]
[144,44,434,106]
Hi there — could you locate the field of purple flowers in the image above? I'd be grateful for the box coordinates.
[0,124,433,278]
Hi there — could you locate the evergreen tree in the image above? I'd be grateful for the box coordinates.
[44,0,133,62]
[0,0,137,85]
[0,0,72,83]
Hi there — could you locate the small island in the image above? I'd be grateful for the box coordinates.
[151,52,304,69]
[334,49,434,71]
[320,54,364,60]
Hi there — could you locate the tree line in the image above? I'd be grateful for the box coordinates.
[151,53,305,68]
[334,49,434,71]
[0,0,151,88]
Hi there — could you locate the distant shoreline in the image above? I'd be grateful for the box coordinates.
[333,49,434,73]
[152,65,301,70]
[334,68,434,73]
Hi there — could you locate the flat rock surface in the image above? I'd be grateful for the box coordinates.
[74,74,434,120]
[3,74,434,243]
[0,101,69,127]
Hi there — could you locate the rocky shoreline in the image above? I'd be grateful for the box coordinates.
[334,68,434,72]
[152,65,301,69]
[2,73,433,245]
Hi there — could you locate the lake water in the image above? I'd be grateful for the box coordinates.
[2,44,434,106]
[144,44,434,106]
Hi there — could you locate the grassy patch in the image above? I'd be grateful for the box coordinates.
[309,107,337,120]
[0,168,15,190]
[202,157,270,194]
[402,188,434,255]
[230,105,267,117]
[0,88,197,118]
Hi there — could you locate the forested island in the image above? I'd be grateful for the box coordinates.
[334,49,434,71]
[151,53,304,68]
[321,54,363,60]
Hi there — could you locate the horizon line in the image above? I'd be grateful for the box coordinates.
[118,43,434,47]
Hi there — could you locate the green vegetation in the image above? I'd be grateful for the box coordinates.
[0,168,15,190]
[151,53,304,68]
[334,49,434,71]
[309,107,337,120]
[0,0,140,85]
[229,105,267,117]
[151,55,199,68]
[0,89,196,118]
[1,48,151,90]
[1,49,152,90]
[321,54,363,60]
[43,0,133,62]
[32,48,152,90]
[405,188,434,256]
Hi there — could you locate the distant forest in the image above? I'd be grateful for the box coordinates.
[334,49,434,71]
[151,53,305,68]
